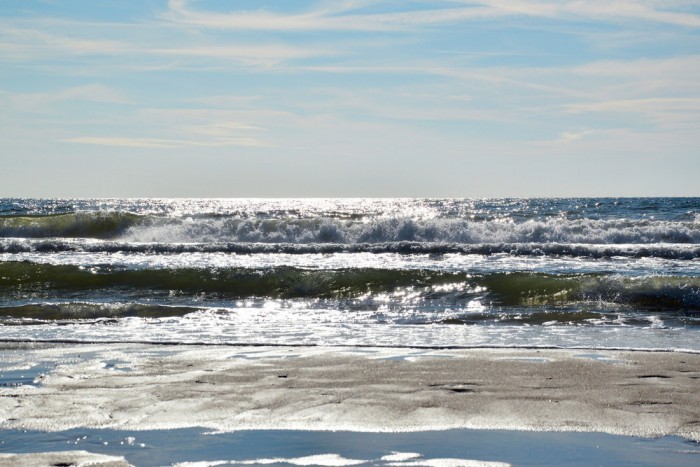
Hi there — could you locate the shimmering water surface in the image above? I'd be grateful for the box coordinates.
[1,198,698,350]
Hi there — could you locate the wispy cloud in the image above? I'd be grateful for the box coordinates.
[558,0,700,28]
[556,129,596,143]
[61,137,181,149]
[566,97,700,113]
[0,23,331,68]
[61,135,272,149]
[557,55,700,129]
[573,54,700,77]
[163,0,394,32]
[529,126,699,156]
[565,97,700,131]
[2,0,698,196]
[7,84,131,112]
[0,25,129,60]
[164,0,700,31]
[152,43,331,66]
[60,106,279,149]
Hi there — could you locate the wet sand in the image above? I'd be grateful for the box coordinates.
[0,450,130,467]
[1,344,699,442]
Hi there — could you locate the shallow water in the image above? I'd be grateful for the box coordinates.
[1,427,698,466]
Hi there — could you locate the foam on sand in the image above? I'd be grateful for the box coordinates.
[1,344,699,441]
[171,453,511,466]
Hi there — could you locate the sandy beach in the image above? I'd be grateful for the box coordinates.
[2,344,699,439]
[2,344,700,465]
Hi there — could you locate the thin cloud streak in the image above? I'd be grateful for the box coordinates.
[6,85,132,114]
[165,0,700,31]
[152,44,332,66]
[566,97,700,113]
[0,25,331,66]
[61,135,273,149]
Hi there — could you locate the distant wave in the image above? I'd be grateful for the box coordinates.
[1,212,698,245]
[0,212,144,239]
[1,263,698,311]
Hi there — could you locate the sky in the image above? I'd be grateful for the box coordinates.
[1,0,699,198]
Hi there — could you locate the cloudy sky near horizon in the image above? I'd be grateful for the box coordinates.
[1,0,699,197]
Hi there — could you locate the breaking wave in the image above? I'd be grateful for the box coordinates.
[1,212,698,245]
[119,216,700,245]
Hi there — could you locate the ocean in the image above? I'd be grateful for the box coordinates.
[1,197,699,351]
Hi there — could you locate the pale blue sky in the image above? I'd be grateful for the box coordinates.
[1,0,699,197]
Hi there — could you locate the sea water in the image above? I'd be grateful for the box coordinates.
[0,198,698,351]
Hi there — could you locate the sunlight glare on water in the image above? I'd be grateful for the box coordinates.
[0,198,698,350]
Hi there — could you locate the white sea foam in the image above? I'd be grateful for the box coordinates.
[3,248,699,275]
[173,455,365,466]
[387,459,510,467]
[119,216,700,245]
[1,316,698,351]
[380,452,423,461]
[173,454,510,467]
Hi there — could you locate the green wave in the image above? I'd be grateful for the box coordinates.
[0,303,201,322]
[0,263,464,298]
[481,272,700,310]
[0,262,698,310]
[0,212,144,239]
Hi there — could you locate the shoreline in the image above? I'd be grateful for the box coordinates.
[3,338,700,353]
[2,343,700,465]
[1,344,699,441]
[2,427,698,467]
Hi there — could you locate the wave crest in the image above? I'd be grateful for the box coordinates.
[1,263,698,311]
[121,216,700,245]
[1,212,697,245]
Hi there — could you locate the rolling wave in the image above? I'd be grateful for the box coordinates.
[0,212,144,239]
[0,303,201,322]
[1,303,696,328]
[2,239,698,259]
[1,263,698,311]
